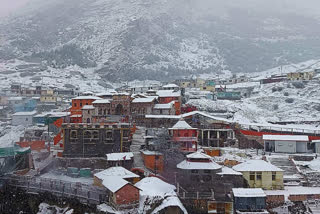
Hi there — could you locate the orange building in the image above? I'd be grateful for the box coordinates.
[140,150,164,173]
[169,119,198,152]
[157,90,182,115]
[70,96,102,115]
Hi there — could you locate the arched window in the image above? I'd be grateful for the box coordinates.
[84,131,91,139]
[98,108,102,115]
[87,118,90,123]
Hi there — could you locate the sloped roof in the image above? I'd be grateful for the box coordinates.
[232,188,266,198]
[106,152,134,161]
[92,99,110,104]
[94,167,139,180]
[132,97,156,103]
[162,84,179,88]
[169,119,197,130]
[156,90,181,98]
[232,160,283,172]
[154,101,174,109]
[263,135,309,141]
[101,176,130,193]
[186,152,212,159]
[177,159,222,170]
[12,111,37,116]
[72,96,102,100]
[217,166,242,175]
[135,177,176,197]
[82,105,95,110]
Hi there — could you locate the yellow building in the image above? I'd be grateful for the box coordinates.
[232,160,284,190]
[200,85,215,92]
[40,94,57,103]
[287,71,314,81]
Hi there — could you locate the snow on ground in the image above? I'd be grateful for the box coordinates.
[37,203,73,214]
[188,80,320,126]
[308,158,320,172]
[0,125,25,148]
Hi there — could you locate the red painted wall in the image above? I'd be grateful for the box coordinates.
[16,141,46,151]
[70,99,96,115]
[115,184,139,205]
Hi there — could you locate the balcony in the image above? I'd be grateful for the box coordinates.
[172,137,198,142]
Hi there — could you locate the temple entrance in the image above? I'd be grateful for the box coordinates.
[115,104,124,115]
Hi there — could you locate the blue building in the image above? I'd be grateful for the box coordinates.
[13,98,38,112]
[232,188,267,213]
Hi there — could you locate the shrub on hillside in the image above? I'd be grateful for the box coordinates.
[285,98,294,103]
[283,92,289,96]
[292,82,305,89]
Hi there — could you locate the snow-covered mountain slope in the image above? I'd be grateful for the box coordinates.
[1,0,320,80]
[188,80,320,125]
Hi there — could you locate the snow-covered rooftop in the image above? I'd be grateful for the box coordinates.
[156,90,181,98]
[12,111,37,116]
[145,115,180,119]
[92,99,110,104]
[135,177,176,197]
[101,176,130,193]
[162,84,179,88]
[150,196,188,214]
[177,159,222,170]
[186,152,212,159]
[72,96,102,100]
[217,166,243,176]
[94,166,139,180]
[82,105,95,110]
[263,135,309,141]
[154,101,174,109]
[233,160,283,172]
[106,152,134,161]
[132,97,156,103]
[232,188,266,198]
[170,119,197,130]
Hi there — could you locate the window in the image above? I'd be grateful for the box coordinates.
[155,156,159,160]
[88,110,90,114]
[93,131,99,139]
[84,131,91,139]
[250,172,255,180]
[204,170,211,174]
[70,130,78,139]
[74,103,77,107]
[26,118,28,121]
[80,103,82,107]
[106,131,113,140]
[272,172,276,181]
[191,169,199,174]
[256,172,262,180]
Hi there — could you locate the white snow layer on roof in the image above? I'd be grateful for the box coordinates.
[0,125,24,148]
[156,90,181,97]
[150,196,188,214]
[217,166,242,175]
[101,176,129,193]
[263,135,309,141]
[94,166,139,180]
[308,158,320,172]
[135,177,176,197]
[106,152,134,161]
[72,96,102,100]
[186,152,212,159]
[265,186,320,201]
[12,111,37,116]
[81,105,95,110]
[92,99,110,104]
[154,102,174,109]
[177,159,222,170]
[232,188,266,198]
[132,97,156,103]
[232,160,283,172]
[162,84,179,88]
[170,120,195,130]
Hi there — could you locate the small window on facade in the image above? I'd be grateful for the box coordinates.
[256,172,262,180]
[70,130,77,139]
[204,170,211,174]
[106,131,113,139]
[80,103,82,107]
[250,172,255,180]
[26,118,28,121]
[84,131,91,139]
[191,169,199,174]
[155,156,159,160]
[272,172,276,181]
[74,103,77,107]
[93,131,99,139]
[88,110,90,114]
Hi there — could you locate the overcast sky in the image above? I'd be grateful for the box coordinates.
[0,0,31,17]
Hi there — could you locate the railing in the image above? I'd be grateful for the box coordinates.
[3,176,107,205]
[172,137,198,142]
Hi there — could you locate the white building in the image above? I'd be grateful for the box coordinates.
[12,111,37,126]
[263,135,309,153]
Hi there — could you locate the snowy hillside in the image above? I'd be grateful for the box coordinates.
[188,80,320,126]
[1,0,320,80]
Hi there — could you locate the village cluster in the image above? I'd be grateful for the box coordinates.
[0,69,320,214]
